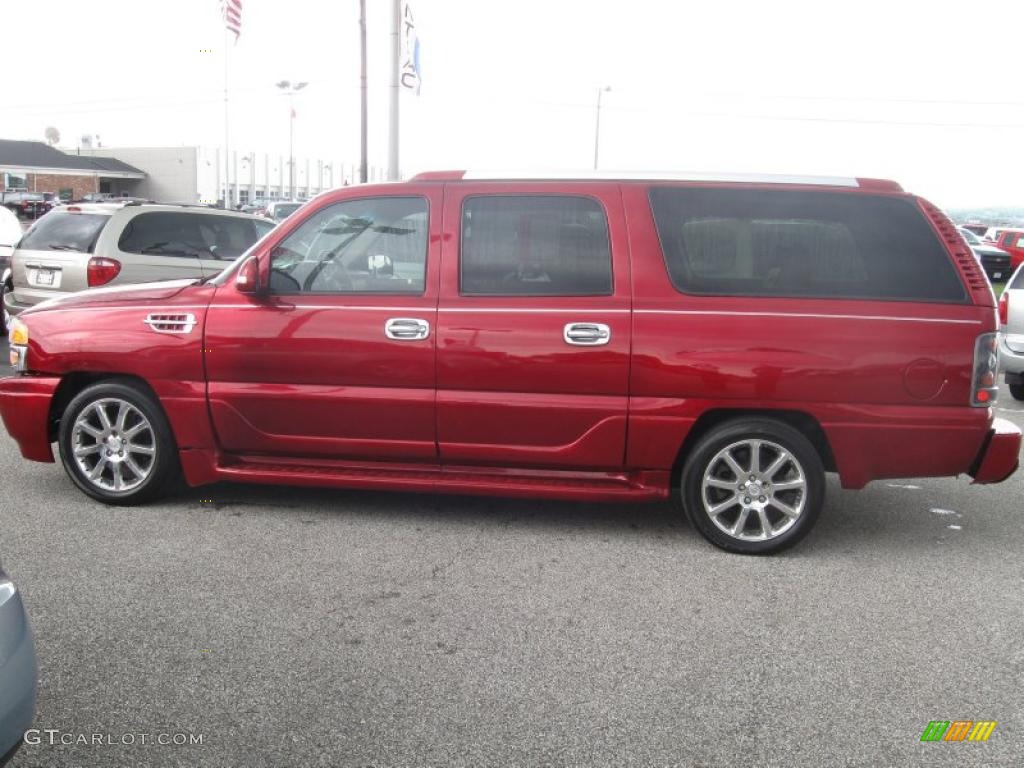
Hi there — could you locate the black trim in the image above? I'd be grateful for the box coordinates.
[1005,370,1024,387]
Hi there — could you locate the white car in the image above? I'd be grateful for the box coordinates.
[999,264,1024,401]
[0,205,23,333]
[4,203,274,323]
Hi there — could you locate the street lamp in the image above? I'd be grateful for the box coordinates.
[593,85,611,170]
[275,79,309,198]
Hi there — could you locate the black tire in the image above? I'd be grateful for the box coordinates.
[679,418,825,555]
[57,380,180,505]
[1010,383,1024,402]
[0,280,9,337]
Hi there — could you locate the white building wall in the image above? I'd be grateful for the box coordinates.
[81,147,199,203]
[85,147,379,206]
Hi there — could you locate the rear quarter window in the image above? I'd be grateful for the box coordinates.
[648,187,967,303]
[18,212,108,253]
[119,212,269,260]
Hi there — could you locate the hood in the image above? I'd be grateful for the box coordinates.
[22,278,202,316]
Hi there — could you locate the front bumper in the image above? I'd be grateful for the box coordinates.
[970,417,1022,484]
[0,376,60,462]
[0,573,38,765]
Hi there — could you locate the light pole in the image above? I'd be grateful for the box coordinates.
[275,79,308,198]
[593,85,611,170]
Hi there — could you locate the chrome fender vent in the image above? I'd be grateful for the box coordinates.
[143,313,197,334]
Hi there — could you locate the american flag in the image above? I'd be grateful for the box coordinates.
[222,0,243,40]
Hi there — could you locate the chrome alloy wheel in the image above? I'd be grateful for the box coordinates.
[700,438,807,542]
[70,398,156,492]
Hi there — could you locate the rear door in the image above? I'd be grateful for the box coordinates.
[436,182,631,469]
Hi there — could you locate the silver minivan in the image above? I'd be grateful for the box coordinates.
[4,203,274,322]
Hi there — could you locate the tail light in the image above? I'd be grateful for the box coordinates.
[87,257,121,286]
[971,333,1000,406]
[999,291,1009,326]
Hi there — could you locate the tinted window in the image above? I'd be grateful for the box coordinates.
[18,212,108,253]
[649,188,966,303]
[271,203,302,221]
[118,212,268,260]
[269,197,427,294]
[1011,266,1024,289]
[461,196,612,296]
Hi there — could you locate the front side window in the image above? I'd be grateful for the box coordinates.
[268,196,428,294]
[649,187,967,303]
[460,195,612,296]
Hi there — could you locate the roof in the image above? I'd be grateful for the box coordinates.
[409,169,903,191]
[0,139,144,177]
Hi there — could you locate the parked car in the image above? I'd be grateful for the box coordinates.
[1,192,48,220]
[0,206,21,334]
[0,563,37,767]
[0,171,1020,554]
[990,229,1024,273]
[3,203,274,322]
[958,226,1012,281]
[999,264,1024,401]
[263,200,303,223]
[959,223,988,237]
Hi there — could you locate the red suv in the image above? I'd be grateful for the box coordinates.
[992,229,1024,273]
[1,172,1020,554]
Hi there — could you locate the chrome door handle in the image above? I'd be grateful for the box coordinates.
[563,322,611,346]
[385,317,430,340]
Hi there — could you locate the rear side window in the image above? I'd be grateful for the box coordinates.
[18,213,108,253]
[118,212,268,260]
[460,196,613,296]
[649,187,967,303]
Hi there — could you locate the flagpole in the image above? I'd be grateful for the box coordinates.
[359,0,368,184]
[224,25,231,208]
[387,0,400,181]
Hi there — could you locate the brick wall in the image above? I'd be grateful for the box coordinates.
[26,173,99,199]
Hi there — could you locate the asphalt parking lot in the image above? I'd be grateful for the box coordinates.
[2,338,1023,768]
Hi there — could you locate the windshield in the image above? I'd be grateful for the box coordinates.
[18,212,109,253]
[959,228,981,245]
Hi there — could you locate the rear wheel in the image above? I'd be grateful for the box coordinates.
[57,380,180,505]
[680,419,825,554]
[1010,383,1024,402]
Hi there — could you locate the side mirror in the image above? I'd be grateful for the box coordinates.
[235,256,262,294]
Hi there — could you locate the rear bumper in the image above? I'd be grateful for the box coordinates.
[970,417,1022,484]
[1,290,32,320]
[1001,333,1024,375]
[0,376,60,462]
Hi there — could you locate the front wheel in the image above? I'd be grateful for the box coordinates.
[680,419,825,554]
[1010,382,1024,402]
[57,380,180,505]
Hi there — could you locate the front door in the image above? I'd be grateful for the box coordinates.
[203,188,441,461]
[436,183,631,470]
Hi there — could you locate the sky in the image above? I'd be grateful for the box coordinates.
[3,0,1024,207]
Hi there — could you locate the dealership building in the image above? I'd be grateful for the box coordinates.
[1,139,376,205]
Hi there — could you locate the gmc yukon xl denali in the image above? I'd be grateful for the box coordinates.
[1,171,1020,554]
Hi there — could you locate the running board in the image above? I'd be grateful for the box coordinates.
[211,455,670,503]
